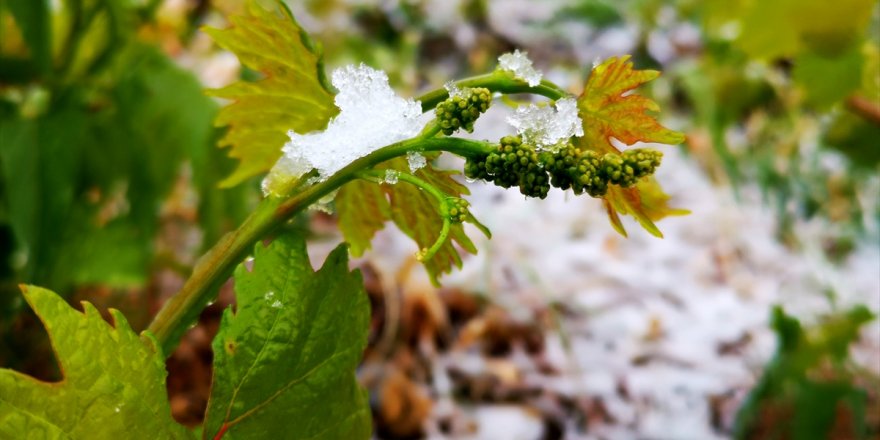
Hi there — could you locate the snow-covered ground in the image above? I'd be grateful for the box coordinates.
[362,135,879,439]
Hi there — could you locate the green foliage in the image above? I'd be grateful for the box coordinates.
[3,0,51,76]
[734,306,875,440]
[793,45,864,109]
[723,0,875,59]
[0,286,191,439]
[435,87,491,135]
[204,0,338,187]
[0,0,249,339]
[204,233,371,439]
[0,43,223,291]
[682,0,880,242]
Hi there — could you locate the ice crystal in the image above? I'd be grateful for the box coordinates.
[498,50,543,87]
[407,151,427,172]
[506,97,584,149]
[444,81,464,98]
[262,64,424,196]
[384,169,400,184]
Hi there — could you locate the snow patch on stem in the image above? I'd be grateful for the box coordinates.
[262,64,424,196]
[498,50,543,87]
[507,97,584,149]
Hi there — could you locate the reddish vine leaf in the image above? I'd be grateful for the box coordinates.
[336,155,482,285]
[0,286,191,439]
[205,0,337,187]
[575,56,686,236]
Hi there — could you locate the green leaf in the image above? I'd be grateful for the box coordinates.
[0,285,191,439]
[336,156,480,284]
[0,43,226,292]
[204,233,371,439]
[205,0,337,187]
[733,305,875,440]
[603,179,689,238]
[793,45,863,109]
[575,56,685,236]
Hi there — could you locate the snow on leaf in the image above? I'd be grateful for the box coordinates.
[336,156,483,285]
[204,234,371,439]
[575,56,686,236]
[263,64,424,195]
[0,286,191,439]
[205,0,337,187]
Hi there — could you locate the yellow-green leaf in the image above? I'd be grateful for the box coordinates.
[205,0,337,187]
[732,0,874,59]
[0,286,191,439]
[575,56,685,236]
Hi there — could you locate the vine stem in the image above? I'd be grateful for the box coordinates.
[147,136,492,354]
[146,74,568,355]
[416,71,568,110]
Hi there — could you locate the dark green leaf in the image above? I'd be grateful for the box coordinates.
[204,233,371,439]
[4,0,51,75]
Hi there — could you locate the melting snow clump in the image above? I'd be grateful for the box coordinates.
[262,64,424,196]
[498,50,543,87]
[384,169,400,184]
[407,151,427,172]
[507,97,584,149]
[444,81,464,98]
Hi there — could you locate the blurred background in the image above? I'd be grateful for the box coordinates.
[1,0,878,438]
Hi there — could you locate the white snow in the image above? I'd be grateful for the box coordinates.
[506,97,584,149]
[498,50,543,87]
[445,80,464,98]
[384,169,400,184]
[262,64,425,196]
[357,145,879,439]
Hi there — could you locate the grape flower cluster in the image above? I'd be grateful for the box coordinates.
[465,136,662,199]
[435,87,492,135]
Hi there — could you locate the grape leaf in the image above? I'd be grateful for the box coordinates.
[603,179,690,238]
[0,286,191,439]
[205,0,338,187]
[203,233,371,439]
[335,156,480,285]
[575,56,686,236]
